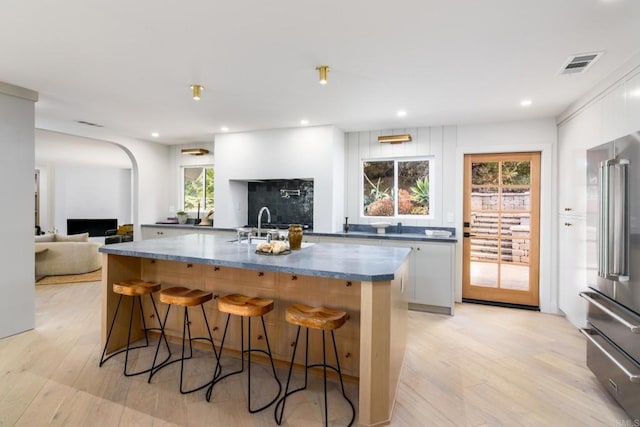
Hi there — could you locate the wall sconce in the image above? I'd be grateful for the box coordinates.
[316,65,330,85]
[378,134,412,144]
[181,148,209,155]
[190,84,204,100]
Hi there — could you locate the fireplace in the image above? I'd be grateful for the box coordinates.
[67,218,117,237]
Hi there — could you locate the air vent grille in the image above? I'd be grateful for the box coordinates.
[76,120,104,127]
[560,52,603,75]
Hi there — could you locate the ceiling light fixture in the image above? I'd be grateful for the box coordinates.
[181,148,209,155]
[300,119,309,125]
[397,110,407,117]
[151,132,159,138]
[316,65,330,85]
[190,84,204,100]
[220,126,229,132]
[520,99,532,107]
[378,134,412,144]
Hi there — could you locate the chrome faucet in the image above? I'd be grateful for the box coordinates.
[257,206,271,237]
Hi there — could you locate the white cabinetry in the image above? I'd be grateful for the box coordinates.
[141,226,188,239]
[627,71,640,134]
[557,103,601,216]
[412,243,454,313]
[312,235,455,314]
[557,216,588,328]
[601,83,627,143]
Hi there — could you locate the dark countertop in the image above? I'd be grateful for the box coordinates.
[142,223,458,243]
[100,234,411,282]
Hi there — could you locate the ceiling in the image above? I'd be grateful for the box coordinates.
[2,0,640,145]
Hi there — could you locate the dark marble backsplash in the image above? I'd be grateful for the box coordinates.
[247,179,314,227]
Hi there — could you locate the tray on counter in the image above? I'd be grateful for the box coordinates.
[255,250,291,256]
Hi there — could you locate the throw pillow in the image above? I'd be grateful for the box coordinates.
[55,232,89,242]
[35,234,55,243]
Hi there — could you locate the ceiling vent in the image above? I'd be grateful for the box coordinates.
[559,52,603,75]
[76,120,104,127]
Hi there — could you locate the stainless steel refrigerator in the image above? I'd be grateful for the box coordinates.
[580,131,640,420]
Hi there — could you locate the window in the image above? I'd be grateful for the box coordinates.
[362,158,432,218]
[183,167,214,211]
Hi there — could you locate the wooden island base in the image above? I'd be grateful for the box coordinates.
[102,253,408,426]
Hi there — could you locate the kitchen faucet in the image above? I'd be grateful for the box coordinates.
[257,206,271,237]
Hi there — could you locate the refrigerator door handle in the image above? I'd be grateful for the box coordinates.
[598,158,629,280]
[580,328,640,383]
[579,291,640,333]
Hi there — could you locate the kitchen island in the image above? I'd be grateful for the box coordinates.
[99,234,410,426]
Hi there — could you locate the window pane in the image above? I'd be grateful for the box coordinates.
[501,161,530,185]
[470,212,499,235]
[500,264,529,290]
[471,186,499,211]
[205,168,215,210]
[184,168,204,210]
[363,161,394,216]
[500,238,530,264]
[470,236,498,261]
[502,188,530,211]
[470,261,498,288]
[398,160,429,216]
[472,162,498,185]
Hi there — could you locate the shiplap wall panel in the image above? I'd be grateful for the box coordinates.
[345,125,455,227]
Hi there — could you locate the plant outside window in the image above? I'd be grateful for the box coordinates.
[184,167,214,211]
[363,159,431,217]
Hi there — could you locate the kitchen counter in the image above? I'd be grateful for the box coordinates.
[99,234,409,426]
[142,223,457,243]
[100,234,410,281]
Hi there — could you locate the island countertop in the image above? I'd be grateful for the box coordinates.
[99,233,411,282]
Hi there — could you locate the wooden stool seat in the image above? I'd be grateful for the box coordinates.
[285,304,347,331]
[218,294,274,317]
[113,279,161,296]
[159,287,212,306]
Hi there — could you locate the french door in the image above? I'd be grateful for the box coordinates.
[462,152,540,307]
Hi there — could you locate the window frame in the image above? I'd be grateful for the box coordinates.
[360,156,434,220]
[181,165,215,213]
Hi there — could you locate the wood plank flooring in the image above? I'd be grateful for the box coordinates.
[0,281,631,426]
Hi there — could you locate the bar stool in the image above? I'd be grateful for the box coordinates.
[205,293,281,413]
[148,286,220,394]
[274,304,355,427]
[100,279,171,376]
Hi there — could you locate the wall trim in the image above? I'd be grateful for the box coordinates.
[0,81,38,102]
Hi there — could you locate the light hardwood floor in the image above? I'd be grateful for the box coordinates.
[0,281,631,426]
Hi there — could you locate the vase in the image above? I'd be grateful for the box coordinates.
[177,214,188,225]
[288,224,303,250]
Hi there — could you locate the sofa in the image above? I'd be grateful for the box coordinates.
[35,232,102,276]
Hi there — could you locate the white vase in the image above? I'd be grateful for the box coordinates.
[177,214,188,225]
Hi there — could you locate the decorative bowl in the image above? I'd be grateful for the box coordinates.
[370,222,391,234]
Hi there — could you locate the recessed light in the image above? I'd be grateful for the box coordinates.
[397,110,407,117]
[520,99,532,107]
[300,119,309,126]
[151,132,159,138]
[629,88,640,98]
[220,126,229,132]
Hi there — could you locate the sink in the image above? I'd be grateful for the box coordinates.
[370,222,391,234]
[229,238,314,248]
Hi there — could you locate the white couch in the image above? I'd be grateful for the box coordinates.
[35,233,102,276]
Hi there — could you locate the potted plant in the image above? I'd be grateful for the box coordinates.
[176,210,188,225]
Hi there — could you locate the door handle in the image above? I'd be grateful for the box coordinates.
[463,232,477,238]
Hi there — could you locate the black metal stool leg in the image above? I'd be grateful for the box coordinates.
[322,330,328,427]
[331,330,355,426]
[100,294,124,367]
[274,326,302,425]
[206,313,232,402]
[148,303,171,383]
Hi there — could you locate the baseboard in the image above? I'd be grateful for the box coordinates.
[408,302,452,315]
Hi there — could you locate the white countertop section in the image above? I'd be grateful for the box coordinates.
[100,234,410,282]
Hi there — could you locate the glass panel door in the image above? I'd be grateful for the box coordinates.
[463,153,540,307]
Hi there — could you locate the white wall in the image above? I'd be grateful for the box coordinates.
[214,126,345,232]
[167,141,215,218]
[344,126,457,227]
[455,119,558,313]
[0,83,37,338]
[49,165,131,233]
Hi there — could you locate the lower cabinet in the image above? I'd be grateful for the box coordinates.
[412,243,454,314]
[558,215,588,328]
[317,236,455,315]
